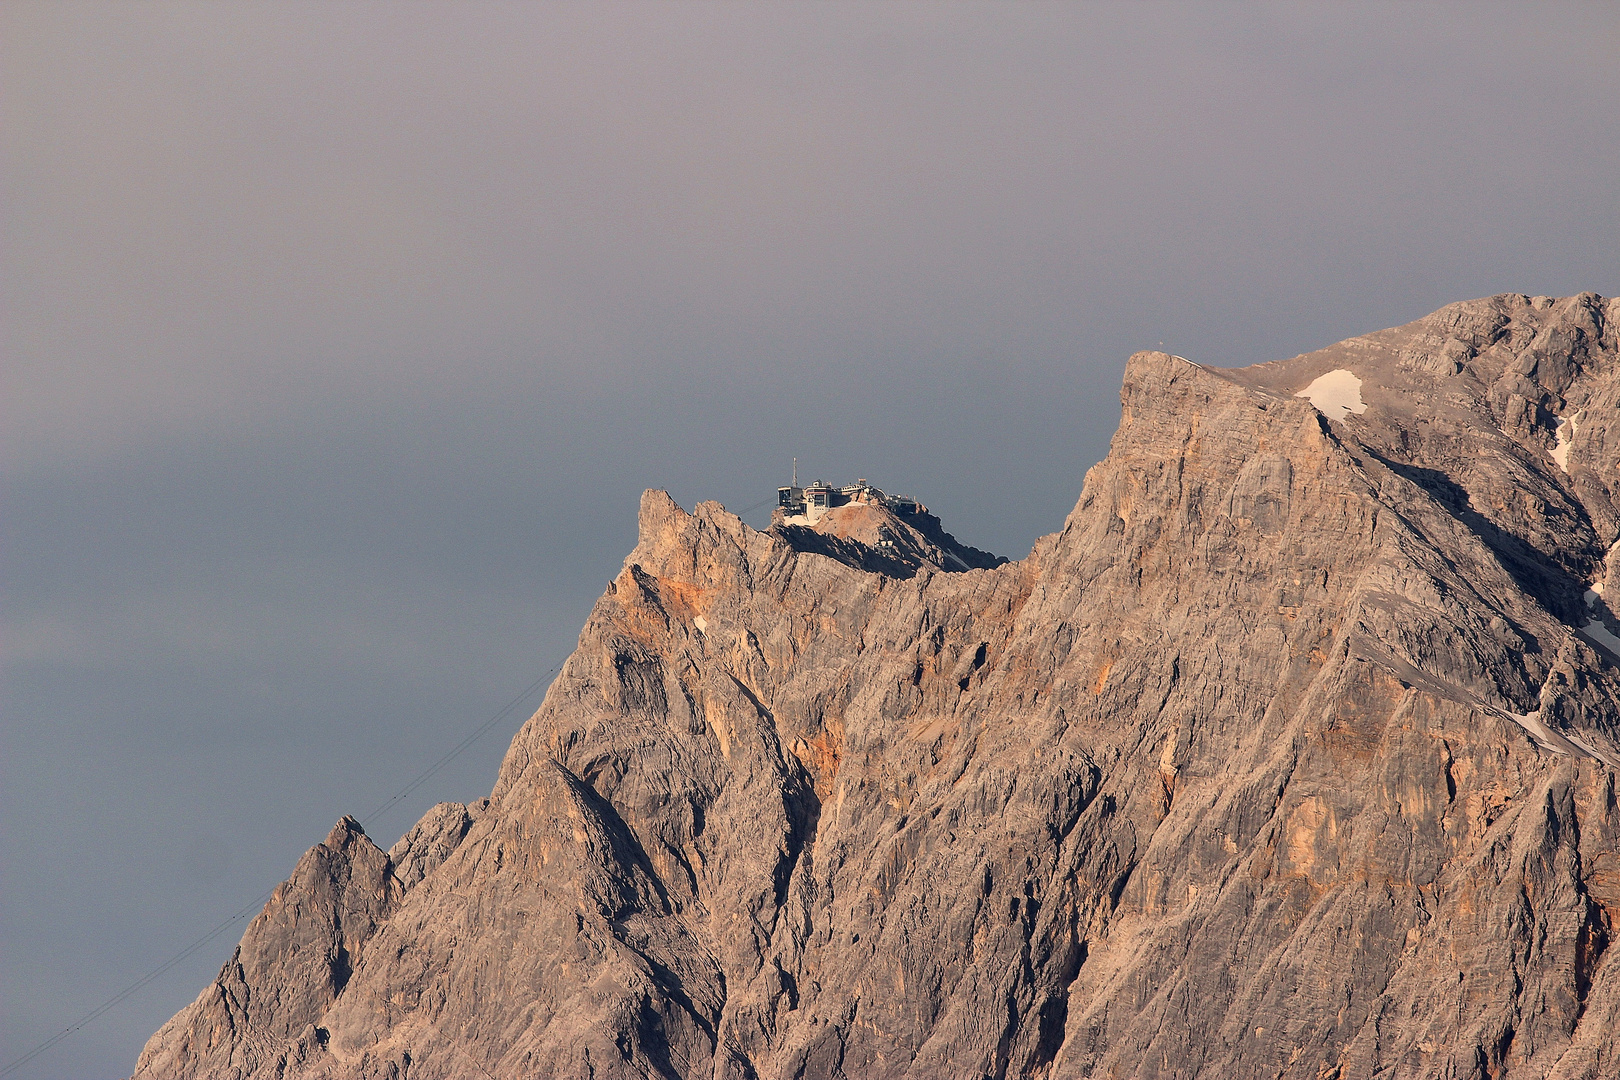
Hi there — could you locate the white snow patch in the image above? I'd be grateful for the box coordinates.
[1502,696,1620,768]
[1295,369,1368,421]
[693,615,707,633]
[1496,557,1620,768]
[1489,637,1575,759]
[1550,411,1581,472]
[1580,570,1620,658]
[1505,708,1576,757]
[1498,674,1584,757]
[1578,618,1620,657]
[1500,675,1575,756]
[1567,733,1620,770]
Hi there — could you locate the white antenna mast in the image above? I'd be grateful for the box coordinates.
[792,457,798,487]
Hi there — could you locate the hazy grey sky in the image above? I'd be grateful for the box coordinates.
[4,3,1617,1076]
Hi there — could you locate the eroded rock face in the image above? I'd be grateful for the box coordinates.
[133,294,1620,1079]
[771,500,1008,577]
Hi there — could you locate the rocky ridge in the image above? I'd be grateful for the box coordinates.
[133,293,1620,1079]
[771,499,1006,578]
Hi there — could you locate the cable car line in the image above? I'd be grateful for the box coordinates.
[2,662,561,1079]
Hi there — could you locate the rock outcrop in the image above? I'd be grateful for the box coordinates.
[133,294,1620,1079]
[772,499,1006,578]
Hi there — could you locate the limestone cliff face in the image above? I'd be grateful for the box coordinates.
[772,500,1007,577]
[133,294,1620,1079]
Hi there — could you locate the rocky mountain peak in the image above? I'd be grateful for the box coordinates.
[132,294,1620,1080]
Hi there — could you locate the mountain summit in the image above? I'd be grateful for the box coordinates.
[134,294,1620,1079]
[770,476,1006,578]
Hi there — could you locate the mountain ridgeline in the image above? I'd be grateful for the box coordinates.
[134,294,1620,1079]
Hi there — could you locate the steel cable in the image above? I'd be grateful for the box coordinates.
[2,661,561,1078]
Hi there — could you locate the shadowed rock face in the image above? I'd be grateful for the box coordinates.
[772,500,1007,578]
[133,294,1620,1080]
